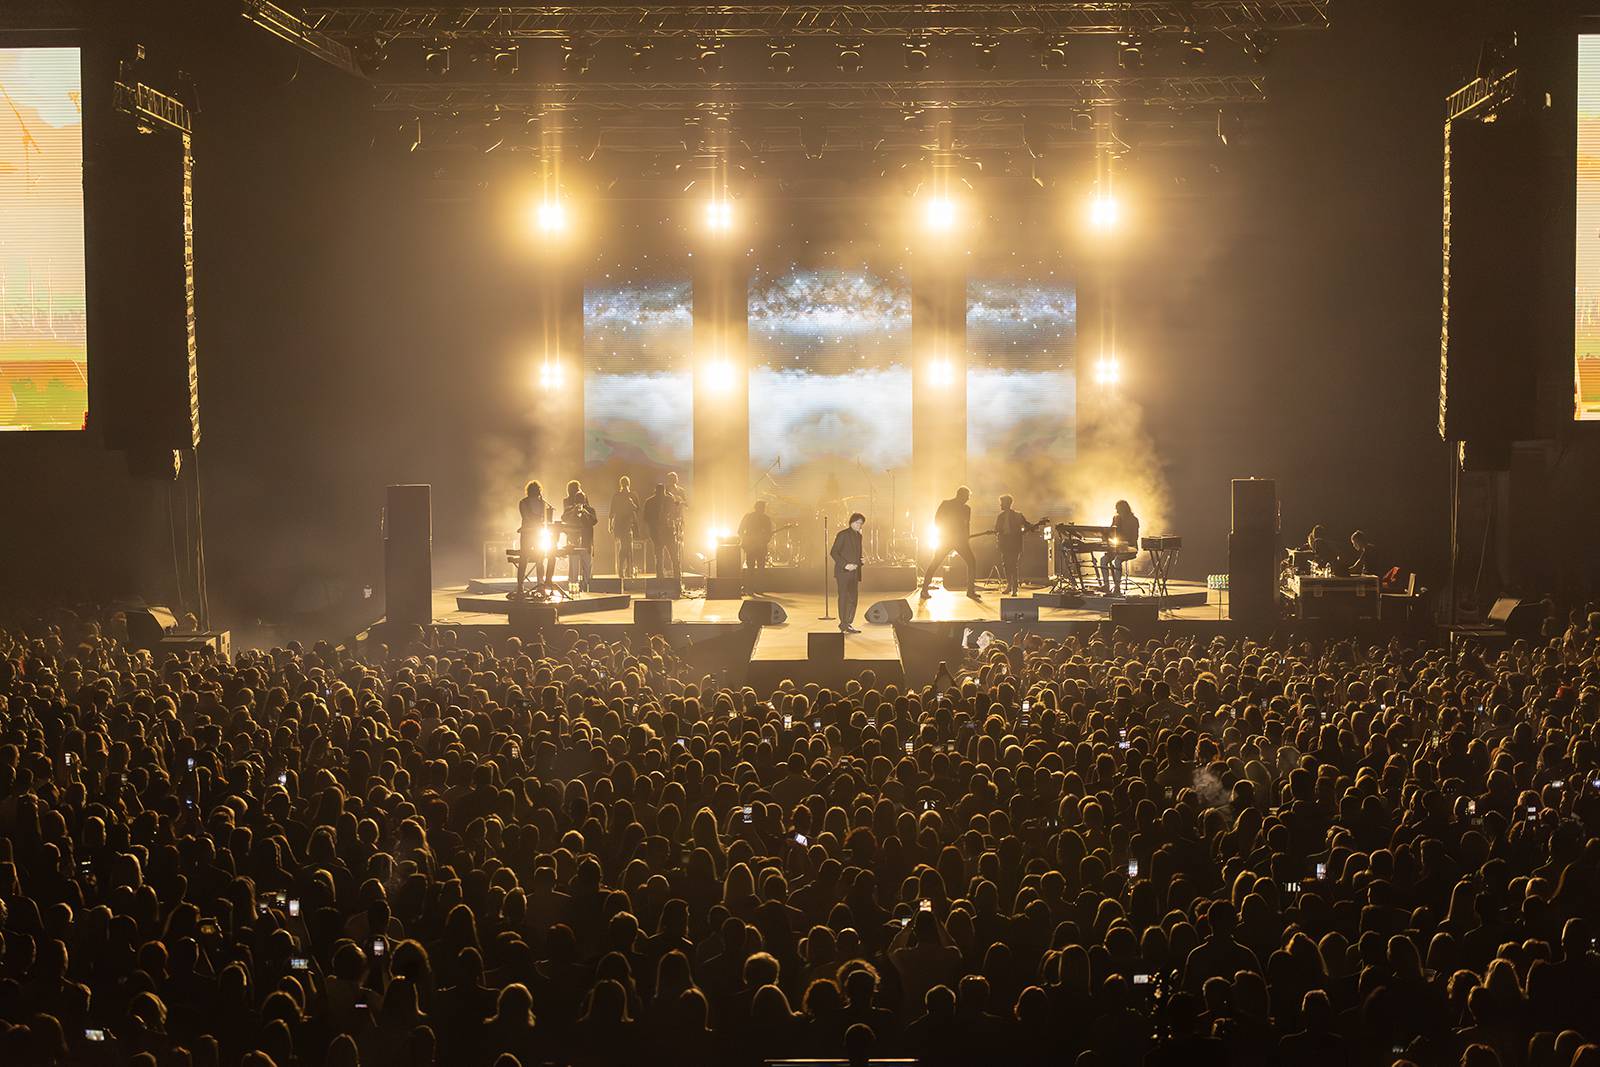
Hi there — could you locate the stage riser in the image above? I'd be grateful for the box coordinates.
[453,592,633,617]
[466,568,918,597]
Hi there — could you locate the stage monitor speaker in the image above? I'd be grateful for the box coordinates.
[1229,529,1278,626]
[865,598,914,625]
[1486,596,1545,640]
[1110,601,1160,627]
[1000,598,1039,622]
[126,607,178,649]
[507,603,559,630]
[1441,109,1540,444]
[739,599,787,626]
[1231,478,1279,535]
[384,485,432,627]
[716,544,743,578]
[646,578,682,600]
[808,631,845,661]
[706,577,743,600]
[634,599,673,629]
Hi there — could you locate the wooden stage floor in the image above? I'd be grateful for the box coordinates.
[431,581,1226,661]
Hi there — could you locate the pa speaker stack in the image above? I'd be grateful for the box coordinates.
[384,485,432,628]
[1228,478,1278,626]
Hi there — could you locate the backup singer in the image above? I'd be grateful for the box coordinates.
[642,483,681,578]
[515,480,554,598]
[562,483,599,592]
[920,486,982,601]
[1101,499,1140,597]
[609,476,641,578]
[738,500,776,574]
[994,494,1038,597]
[831,512,866,633]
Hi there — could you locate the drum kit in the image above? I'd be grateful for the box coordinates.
[753,466,917,567]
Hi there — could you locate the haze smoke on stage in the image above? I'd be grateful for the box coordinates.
[1048,383,1171,547]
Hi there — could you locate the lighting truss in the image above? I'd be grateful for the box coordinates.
[373,74,1268,113]
[240,0,361,76]
[298,2,1331,39]
[113,63,194,135]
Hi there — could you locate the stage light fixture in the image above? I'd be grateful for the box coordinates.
[1094,355,1122,387]
[424,42,451,77]
[972,37,1000,72]
[768,40,797,75]
[704,198,735,233]
[837,41,865,74]
[1117,34,1143,71]
[490,44,519,77]
[1180,33,1207,67]
[562,38,594,77]
[925,524,940,550]
[1088,193,1120,230]
[1039,36,1069,71]
[702,359,735,391]
[626,41,654,73]
[923,195,957,232]
[1243,31,1277,64]
[928,358,955,387]
[696,38,724,75]
[904,37,932,74]
[535,198,569,234]
[537,361,566,391]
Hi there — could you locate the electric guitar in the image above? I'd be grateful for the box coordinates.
[970,516,1051,541]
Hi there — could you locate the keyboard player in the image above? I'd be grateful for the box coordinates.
[1100,500,1141,596]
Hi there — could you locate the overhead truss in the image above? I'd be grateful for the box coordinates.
[374,74,1268,112]
[299,2,1330,39]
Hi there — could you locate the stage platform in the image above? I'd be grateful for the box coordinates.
[432,580,1224,660]
[468,567,920,596]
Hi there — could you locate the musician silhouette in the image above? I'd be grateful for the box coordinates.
[921,486,982,601]
[1101,499,1140,597]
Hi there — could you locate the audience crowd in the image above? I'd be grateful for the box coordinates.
[4,608,1600,1067]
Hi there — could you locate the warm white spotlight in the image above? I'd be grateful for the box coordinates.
[535,198,569,234]
[537,525,554,553]
[923,195,957,232]
[927,358,954,387]
[1088,194,1121,230]
[705,198,735,233]
[925,523,940,551]
[538,361,566,390]
[1095,355,1122,387]
[702,360,735,392]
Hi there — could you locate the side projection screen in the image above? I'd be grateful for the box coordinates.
[0,46,86,430]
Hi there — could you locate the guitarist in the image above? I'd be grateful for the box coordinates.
[994,493,1043,597]
[920,485,982,602]
[738,500,776,576]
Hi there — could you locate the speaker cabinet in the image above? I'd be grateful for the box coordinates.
[808,631,845,661]
[706,577,743,599]
[1231,478,1279,535]
[738,600,787,626]
[507,603,559,630]
[865,598,914,625]
[1000,598,1039,622]
[634,599,673,629]
[1229,529,1278,626]
[715,544,743,578]
[384,485,432,627]
[126,607,178,649]
[1110,601,1160,627]
[1487,596,1545,640]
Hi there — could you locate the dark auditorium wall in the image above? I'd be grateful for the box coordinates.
[2,0,1597,620]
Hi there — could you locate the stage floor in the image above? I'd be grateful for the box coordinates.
[430,580,1226,661]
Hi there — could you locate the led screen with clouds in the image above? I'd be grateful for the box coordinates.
[583,274,694,473]
[1578,36,1600,420]
[0,47,85,431]
[967,278,1077,507]
[748,267,913,507]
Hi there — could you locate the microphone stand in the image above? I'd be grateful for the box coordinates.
[818,513,833,620]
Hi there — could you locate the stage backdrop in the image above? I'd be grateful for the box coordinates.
[1579,35,1600,421]
[748,266,914,509]
[583,271,694,482]
[966,276,1077,506]
[0,46,86,431]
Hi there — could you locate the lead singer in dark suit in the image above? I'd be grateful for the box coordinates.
[830,512,866,634]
